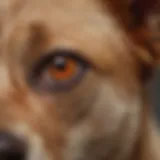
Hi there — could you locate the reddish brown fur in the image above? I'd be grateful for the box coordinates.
[0,0,159,160]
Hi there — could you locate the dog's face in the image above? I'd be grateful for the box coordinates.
[0,0,159,160]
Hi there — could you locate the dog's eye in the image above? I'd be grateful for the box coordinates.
[48,56,77,81]
[30,50,88,92]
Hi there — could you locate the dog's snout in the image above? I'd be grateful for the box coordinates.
[0,132,26,160]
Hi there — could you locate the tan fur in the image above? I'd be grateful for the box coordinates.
[0,0,159,160]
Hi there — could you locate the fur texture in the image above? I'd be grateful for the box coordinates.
[0,0,159,160]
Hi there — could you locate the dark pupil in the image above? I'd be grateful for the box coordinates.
[53,56,67,71]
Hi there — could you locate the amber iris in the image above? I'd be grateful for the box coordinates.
[47,56,77,81]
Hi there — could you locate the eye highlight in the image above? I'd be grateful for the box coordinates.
[29,49,89,92]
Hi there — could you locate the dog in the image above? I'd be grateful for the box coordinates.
[0,0,159,160]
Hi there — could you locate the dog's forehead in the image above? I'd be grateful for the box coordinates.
[8,0,104,16]
[3,0,133,70]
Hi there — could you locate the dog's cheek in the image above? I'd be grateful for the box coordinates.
[64,79,141,160]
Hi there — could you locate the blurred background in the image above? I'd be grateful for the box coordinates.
[148,4,160,124]
[149,67,160,124]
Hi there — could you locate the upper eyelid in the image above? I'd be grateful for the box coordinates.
[34,49,91,67]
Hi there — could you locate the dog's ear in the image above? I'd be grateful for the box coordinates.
[129,0,160,76]
[129,0,158,26]
[129,0,160,81]
[106,0,159,80]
